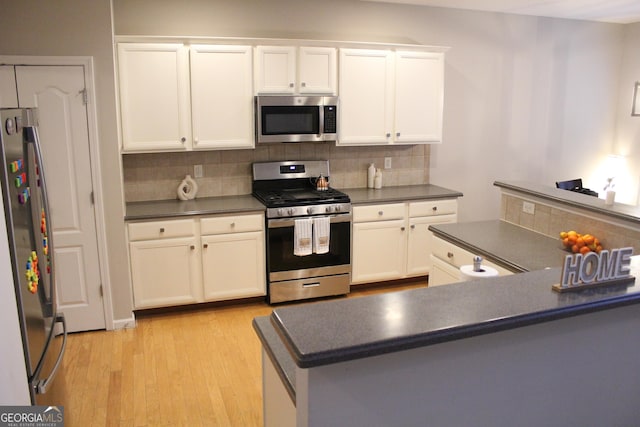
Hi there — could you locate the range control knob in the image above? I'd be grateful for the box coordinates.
[287,208,295,216]
[307,206,315,215]
[277,208,284,217]
[334,204,341,213]
[325,205,333,213]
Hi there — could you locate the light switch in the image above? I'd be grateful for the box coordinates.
[194,164,203,178]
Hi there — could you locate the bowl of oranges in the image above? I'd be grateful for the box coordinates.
[559,230,603,255]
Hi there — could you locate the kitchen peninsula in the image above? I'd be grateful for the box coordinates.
[254,258,640,426]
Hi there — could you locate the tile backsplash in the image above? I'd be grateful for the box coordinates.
[123,143,430,202]
[500,194,640,250]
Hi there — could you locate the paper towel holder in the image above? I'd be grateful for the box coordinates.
[473,256,484,272]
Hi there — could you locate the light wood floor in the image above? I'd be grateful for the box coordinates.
[44,281,426,426]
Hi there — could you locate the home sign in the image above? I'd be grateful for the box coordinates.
[552,247,635,292]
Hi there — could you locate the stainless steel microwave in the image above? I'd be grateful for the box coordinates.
[255,96,338,143]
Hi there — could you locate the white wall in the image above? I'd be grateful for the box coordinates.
[113,0,630,221]
[0,195,31,404]
[609,22,640,205]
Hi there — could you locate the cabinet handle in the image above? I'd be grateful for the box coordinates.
[432,206,438,212]
[378,211,383,216]
[180,137,186,143]
[396,132,401,137]
[230,222,236,228]
[401,226,405,231]
[159,227,165,233]
[410,224,415,229]
[203,243,208,249]
[301,82,306,87]
[190,245,195,250]
[447,252,454,258]
[289,83,294,88]
[386,133,391,138]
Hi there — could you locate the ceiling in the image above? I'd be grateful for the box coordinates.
[361,0,640,24]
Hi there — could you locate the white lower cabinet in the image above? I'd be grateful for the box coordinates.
[351,199,457,284]
[200,214,265,301]
[128,213,266,309]
[429,235,514,286]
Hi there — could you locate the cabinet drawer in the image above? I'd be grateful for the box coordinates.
[353,203,405,223]
[431,236,474,268]
[431,236,514,276]
[128,219,196,241]
[409,199,457,217]
[200,213,263,235]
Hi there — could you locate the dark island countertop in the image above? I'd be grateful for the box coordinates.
[429,220,567,272]
[268,257,639,369]
[345,184,462,205]
[495,180,640,225]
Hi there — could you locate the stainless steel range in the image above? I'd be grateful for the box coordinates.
[252,160,351,303]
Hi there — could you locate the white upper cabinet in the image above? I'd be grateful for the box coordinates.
[190,45,254,150]
[117,43,254,152]
[118,43,191,152]
[394,51,444,144]
[338,48,445,146]
[298,47,337,94]
[338,49,394,145]
[254,45,336,95]
[0,65,18,108]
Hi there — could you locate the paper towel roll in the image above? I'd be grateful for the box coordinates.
[459,264,499,281]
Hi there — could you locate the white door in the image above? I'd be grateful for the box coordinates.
[16,65,106,332]
[352,219,407,283]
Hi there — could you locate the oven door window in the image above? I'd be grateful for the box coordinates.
[268,220,350,272]
[261,105,320,135]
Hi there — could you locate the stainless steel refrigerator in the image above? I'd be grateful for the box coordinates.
[0,108,67,404]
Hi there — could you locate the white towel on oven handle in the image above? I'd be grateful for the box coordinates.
[313,216,330,254]
[294,218,313,256]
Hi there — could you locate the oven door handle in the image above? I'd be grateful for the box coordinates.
[268,213,352,228]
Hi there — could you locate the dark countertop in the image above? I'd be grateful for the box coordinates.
[429,220,567,272]
[495,180,640,225]
[270,257,640,369]
[125,195,265,221]
[125,184,462,220]
[252,316,296,403]
[344,184,463,205]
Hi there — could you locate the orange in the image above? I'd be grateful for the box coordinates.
[575,237,585,248]
[579,246,591,255]
[571,244,580,253]
[582,234,595,245]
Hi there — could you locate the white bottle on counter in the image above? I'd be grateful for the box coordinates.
[374,168,382,189]
[367,163,376,188]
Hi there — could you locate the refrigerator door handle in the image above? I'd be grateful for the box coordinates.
[35,314,67,395]
[28,124,56,312]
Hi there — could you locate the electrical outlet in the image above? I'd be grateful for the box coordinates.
[194,164,203,178]
[384,157,392,169]
[522,201,535,215]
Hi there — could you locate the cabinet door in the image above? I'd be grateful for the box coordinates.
[352,219,406,284]
[407,214,456,277]
[298,47,336,94]
[129,237,202,309]
[0,65,17,108]
[394,51,444,144]
[338,49,394,145]
[201,231,266,300]
[429,255,461,286]
[190,45,254,150]
[254,46,296,94]
[117,43,191,151]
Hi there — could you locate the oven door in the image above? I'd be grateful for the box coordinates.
[267,213,351,303]
[267,213,351,280]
